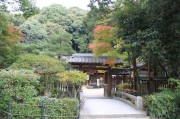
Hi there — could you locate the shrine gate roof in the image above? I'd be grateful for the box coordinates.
[68,53,123,65]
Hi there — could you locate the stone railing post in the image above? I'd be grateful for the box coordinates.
[135,96,143,110]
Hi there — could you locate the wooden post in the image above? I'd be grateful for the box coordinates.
[104,72,108,84]
[8,99,12,119]
[104,72,108,97]
[132,58,138,91]
[108,70,112,97]
[41,100,45,119]
[104,68,112,97]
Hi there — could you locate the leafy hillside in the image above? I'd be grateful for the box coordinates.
[17,4,89,56]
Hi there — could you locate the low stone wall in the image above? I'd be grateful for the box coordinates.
[112,91,144,110]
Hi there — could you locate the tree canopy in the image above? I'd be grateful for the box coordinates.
[56,70,87,85]
[1,0,179,78]
[113,0,180,77]
[0,69,39,102]
[0,12,21,68]
[11,54,65,74]
[0,0,39,18]
[87,0,180,78]
[17,4,89,55]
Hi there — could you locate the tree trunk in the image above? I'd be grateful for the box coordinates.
[148,56,151,80]
[153,55,168,77]
[132,58,139,91]
[44,75,51,97]
[153,59,157,77]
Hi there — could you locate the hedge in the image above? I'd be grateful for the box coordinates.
[1,97,79,119]
[144,89,180,119]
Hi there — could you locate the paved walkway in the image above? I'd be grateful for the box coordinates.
[80,88,149,119]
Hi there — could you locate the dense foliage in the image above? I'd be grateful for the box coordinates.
[0,70,39,111]
[56,70,87,97]
[88,25,122,66]
[38,97,78,118]
[0,12,21,68]
[144,90,180,119]
[113,0,180,78]
[144,78,180,119]
[18,4,89,54]
[87,0,180,91]
[1,97,78,119]
[0,1,90,118]
[56,70,87,85]
[11,54,66,96]
[0,0,39,18]
[11,54,65,74]
[20,19,47,44]
[0,69,79,118]
[89,25,113,57]
[0,2,89,68]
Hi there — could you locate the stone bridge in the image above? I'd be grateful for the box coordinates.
[80,88,149,119]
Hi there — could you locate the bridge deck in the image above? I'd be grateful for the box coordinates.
[80,88,149,119]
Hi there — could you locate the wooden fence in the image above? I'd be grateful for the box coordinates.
[139,78,169,95]
[112,77,171,95]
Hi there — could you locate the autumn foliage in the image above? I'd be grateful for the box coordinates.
[89,25,113,53]
[6,24,23,44]
[0,13,23,68]
[93,25,113,41]
[103,56,117,66]
[88,42,111,56]
[89,25,117,66]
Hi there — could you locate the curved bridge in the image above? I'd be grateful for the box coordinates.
[80,88,149,119]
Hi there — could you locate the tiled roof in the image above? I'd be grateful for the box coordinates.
[130,62,146,68]
[68,53,123,64]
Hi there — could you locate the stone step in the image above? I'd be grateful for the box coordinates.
[80,117,150,119]
[92,117,150,119]
[80,113,147,118]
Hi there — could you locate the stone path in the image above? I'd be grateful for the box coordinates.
[80,88,149,119]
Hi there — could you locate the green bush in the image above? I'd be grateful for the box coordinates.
[2,97,79,119]
[11,99,41,119]
[38,97,78,118]
[0,70,39,111]
[144,78,180,119]
[56,70,87,97]
[116,83,129,90]
[144,89,180,119]
[0,70,79,118]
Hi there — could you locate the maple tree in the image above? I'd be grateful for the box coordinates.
[6,24,23,43]
[89,25,113,55]
[93,25,113,41]
[88,25,118,66]
[0,12,22,68]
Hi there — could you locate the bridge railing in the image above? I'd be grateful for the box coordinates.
[112,91,143,110]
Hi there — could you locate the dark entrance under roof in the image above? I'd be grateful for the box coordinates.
[68,53,123,73]
[61,53,129,97]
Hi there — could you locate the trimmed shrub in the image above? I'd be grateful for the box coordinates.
[38,97,78,118]
[144,89,180,119]
[11,99,40,119]
[0,70,39,111]
[2,97,78,119]
[0,70,78,118]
